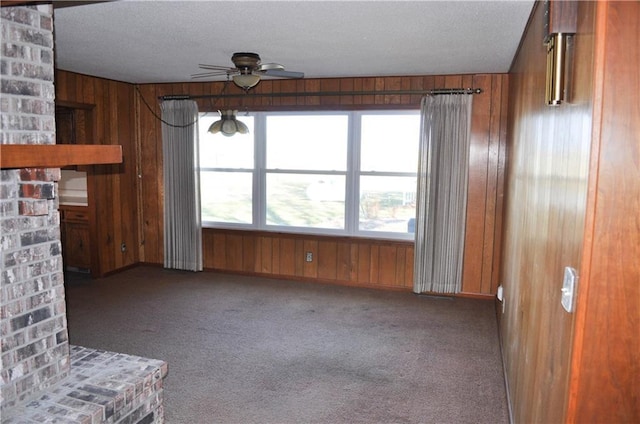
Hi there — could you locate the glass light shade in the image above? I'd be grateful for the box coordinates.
[232,73,261,90]
[208,110,249,137]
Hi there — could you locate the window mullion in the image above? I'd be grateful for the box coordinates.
[346,111,361,235]
[254,113,266,229]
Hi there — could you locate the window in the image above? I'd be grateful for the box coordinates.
[199,110,419,240]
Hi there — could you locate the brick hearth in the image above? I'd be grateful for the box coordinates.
[3,346,167,424]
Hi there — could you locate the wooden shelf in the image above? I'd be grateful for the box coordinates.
[0,144,122,169]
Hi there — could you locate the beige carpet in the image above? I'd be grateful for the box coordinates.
[64,266,508,424]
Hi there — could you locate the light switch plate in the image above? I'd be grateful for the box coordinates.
[561,267,578,313]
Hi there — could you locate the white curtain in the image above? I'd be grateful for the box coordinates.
[161,100,202,271]
[413,95,472,294]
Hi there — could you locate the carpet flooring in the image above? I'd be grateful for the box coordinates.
[64,266,508,424]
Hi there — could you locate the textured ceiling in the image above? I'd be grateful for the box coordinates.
[53,0,535,84]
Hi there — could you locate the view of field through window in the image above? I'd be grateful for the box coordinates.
[199,111,419,239]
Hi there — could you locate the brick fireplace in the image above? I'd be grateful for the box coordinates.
[1,5,167,423]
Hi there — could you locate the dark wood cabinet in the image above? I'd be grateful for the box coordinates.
[60,205,91,270]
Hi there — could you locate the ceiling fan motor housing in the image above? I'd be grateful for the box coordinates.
[232,52,261,71]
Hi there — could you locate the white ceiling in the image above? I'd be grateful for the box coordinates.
[53,0,535,84]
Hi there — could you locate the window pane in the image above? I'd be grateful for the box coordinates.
[266,173,345,229]
[201,171,252,224]
[360,114,420,172]
[266,115,348,170]
[359,176,416,233]
[199,114,254,169]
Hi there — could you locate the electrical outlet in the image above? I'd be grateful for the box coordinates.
[561,266,578,313]
[305,252,313,262]
[121,242,127,253]
[497,285,506,314]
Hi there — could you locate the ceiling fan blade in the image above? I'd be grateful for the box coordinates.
[258,63,285,71]
[260,69,305,79]
[198,64,234,71]
[191,70,231,79]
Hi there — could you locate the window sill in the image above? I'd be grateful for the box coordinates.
[202,226,415,245]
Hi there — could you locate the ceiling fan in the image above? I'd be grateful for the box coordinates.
[192,52,304,90]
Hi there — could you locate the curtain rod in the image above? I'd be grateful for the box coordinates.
[158,88,482,101]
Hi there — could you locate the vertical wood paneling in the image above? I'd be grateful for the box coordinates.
[109,81,122,270]
[226,234,243,271]
[369,244,380,284]
[74,74,84,103]
[383,76,402,104]
[360,78,375,104]
[55,71,138,276]
[242,235,255,272]
[303,239,318,278]
[117,83,134,266]
[567,2,640,422]
[271,237,280,274]
[356,243,371,284]
[491,74,509,295]
[260,236,271,273]
[279,237,295,276]
[320,79,340,106]
[214,232,227,268]
[202,230,415,290]
[348,243,359,282]
[444,74,462,89]
[138,84,160,264]
[294,238,305,276]
[373,78,385,104]
[339,78,354,105]
[279,79,297,106]
[377,245,397,286]
[202,231,215,266]
[56,71,69,99]
[317,241,337,280]
[335,241,351,282]
[304,80,321,106]
[399,77,412,104]
[462,74,492,295]
[404,245,414,287]
[480,74,502,294]
[500,1,601,423]
[395,246,406,288]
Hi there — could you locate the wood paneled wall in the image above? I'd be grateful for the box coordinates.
[567,1,639,422]
[500,1,595,422]
[55,71,139,276]
[136,74,508,295]
[502,1,638,423]
[204,230,414,290]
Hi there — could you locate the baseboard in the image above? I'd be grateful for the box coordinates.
[497,314,515,424]
[103,263,498,299]
[458,291,496,300]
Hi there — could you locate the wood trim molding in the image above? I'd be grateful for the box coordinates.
[0,144,122,168]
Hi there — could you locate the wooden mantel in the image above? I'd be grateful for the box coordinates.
[0,145,122,169]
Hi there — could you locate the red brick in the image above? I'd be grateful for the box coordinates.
[19,168,46,182]
[18,199,49,216]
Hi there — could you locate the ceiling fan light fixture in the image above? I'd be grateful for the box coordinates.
[208,110,249,137]
[232,73,261,90]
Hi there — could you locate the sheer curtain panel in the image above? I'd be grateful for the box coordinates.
[161,100,203,271]
[413,95,472,294]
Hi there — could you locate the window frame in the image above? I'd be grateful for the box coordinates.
[199,109,420,241]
